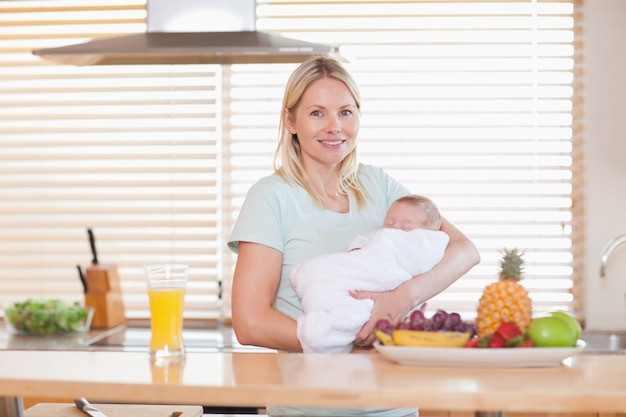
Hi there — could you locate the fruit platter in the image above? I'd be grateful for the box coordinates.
[373,248,586,368]
[373,340,585,368]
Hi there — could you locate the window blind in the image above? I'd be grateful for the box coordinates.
[0,0,581,323]
[225,0,580,319]
[0,1,224,320]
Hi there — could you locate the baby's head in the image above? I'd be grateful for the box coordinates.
[383,194,442,231]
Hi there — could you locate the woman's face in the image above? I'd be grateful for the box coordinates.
[285,77,359,169]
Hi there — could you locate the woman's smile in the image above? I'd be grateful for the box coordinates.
[285,76,359,167]
[319,138,346,147]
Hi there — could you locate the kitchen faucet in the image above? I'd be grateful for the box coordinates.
[600,234,626,277]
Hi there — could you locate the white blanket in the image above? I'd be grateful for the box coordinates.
[291,227,449,353]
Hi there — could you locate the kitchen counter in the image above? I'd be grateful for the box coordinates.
[1,349,626,416]
[0,325,122,351]
[0,323,272,416]
[0,322,271,353]
[2,324,626,417]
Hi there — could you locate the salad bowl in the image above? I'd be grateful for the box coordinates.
[4,299,93,336]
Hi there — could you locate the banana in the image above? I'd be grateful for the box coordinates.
[391,330,471,348]
[375,330,394,346]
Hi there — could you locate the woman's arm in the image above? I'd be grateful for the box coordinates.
[351,217,480,345]
[231,241,303,352]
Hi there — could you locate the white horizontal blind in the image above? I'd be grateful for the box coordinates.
[0,1,224,319]
[224,0,578,319]
[0,0,579,323]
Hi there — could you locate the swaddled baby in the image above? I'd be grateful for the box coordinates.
[290,194,449,353]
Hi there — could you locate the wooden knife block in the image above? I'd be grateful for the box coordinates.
[84,263,127,329]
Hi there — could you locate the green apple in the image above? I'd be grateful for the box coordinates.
[550,310,582,341]
[528,316,578,347]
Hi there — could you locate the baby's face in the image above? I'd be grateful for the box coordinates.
[382,202,429,231]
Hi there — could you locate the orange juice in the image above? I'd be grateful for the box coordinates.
[148,287,185,356]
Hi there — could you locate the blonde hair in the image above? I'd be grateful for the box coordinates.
[273,56,368,208]
[394,194,442,231]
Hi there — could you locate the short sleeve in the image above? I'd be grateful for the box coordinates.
[227,175,286,254]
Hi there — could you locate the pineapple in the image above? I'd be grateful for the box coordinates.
[475,248,532,338]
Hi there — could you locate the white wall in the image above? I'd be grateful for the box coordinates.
[584,0,626,330]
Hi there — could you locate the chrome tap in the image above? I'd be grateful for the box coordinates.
[600,234,626,277]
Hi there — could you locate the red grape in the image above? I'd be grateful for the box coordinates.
[409,310,426,330]
[385,307,475,336]
[428,309,448,331]
[375,318,394,334]
[395,318,411,330]
[443,312,461,330]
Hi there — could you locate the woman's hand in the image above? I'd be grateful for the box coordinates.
[350,287,414,346]
[351,344,375,353]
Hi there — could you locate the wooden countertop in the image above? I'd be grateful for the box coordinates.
[1,350,626,414]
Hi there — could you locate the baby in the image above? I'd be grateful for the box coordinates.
[291,194,449,353]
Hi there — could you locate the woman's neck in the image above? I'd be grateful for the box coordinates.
[304,170,346,213]
[304,163,350,213]
[319,191,349,213]
[310,178,349,213]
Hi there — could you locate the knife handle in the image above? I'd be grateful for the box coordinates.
[87,228,99,264]
[77,264,88,293]
[74,397,89,411]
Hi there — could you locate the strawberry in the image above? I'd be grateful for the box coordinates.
[495,322,522,342]
[518,337,535,348]
[506,335,526,347]
[478,336,491,348]
[488,333,506,348]
[464,338,480,348]
[464,322,533,348]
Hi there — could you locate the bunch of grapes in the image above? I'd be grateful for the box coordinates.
[375,308,476,337]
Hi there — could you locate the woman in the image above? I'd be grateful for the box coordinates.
[228,56,480,417]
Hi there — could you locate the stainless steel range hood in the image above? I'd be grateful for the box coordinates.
[32,0,340,66]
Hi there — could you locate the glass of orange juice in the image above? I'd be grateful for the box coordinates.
[145,264,188,359]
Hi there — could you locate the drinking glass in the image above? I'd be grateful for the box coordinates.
[145,264,188,359]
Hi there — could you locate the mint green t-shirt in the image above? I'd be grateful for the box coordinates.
[228,163,416,417]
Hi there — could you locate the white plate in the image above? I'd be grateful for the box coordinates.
[374,339,586,368]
